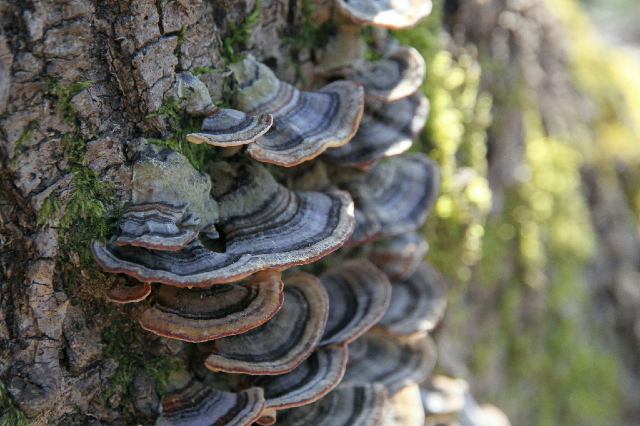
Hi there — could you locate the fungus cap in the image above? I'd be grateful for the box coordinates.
[342,331,437,396]
[324,92,429,169]
[230,58,364,166]
[92,160,355,287]
[138,269,284,342]
[335,0,433,29]
[368,232,428,280]
[105,281,152,303]
[351,46,426,102]
[334,153,439,245]
[156,375,265,426]
[319,259,392,346]
[187,106,273,146]
[237,344,348,414]
[378,262,447,336]
[203,273,329,375]
[277,382,388,426]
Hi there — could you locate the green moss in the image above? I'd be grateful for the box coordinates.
[222,0,261,64]
[36,195,62,229]
[101,311,183,405]
[193,66,223,75]
[146,96,219,171]
[14,120,38,153]
[48,80,93,123]
[0,381,29,426]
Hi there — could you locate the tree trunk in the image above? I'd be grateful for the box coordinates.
[0,1,310,424]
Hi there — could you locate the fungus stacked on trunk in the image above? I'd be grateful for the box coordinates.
[89,1,457,425]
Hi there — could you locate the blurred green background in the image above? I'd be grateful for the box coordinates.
[396,0,640,425]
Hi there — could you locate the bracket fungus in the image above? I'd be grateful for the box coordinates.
[175,71,274,147]
[349,45,426,102]
[342,330,437,396]
[319,259,392,346]
[335,0,433,29]
[315,23,368,77]
[203,273,329,375]
[324,92,429,169]
[111,139,219,251]
[93,159,354,286]
[378,262,447,336]
[333,153,439,245]
[229,58,365,166]
[156,373,265,426]
[236,344,349,421]
[368,232,429,281]
[277,383,388,426]
[138,269,283,342]
[105,281,152,304]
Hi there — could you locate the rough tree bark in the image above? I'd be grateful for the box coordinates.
[0,1,312,424]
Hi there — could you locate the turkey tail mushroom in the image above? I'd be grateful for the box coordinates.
[342,330,437,396]
[319,259,392,346]
[277,382,388,426]
[323,92,429,169]
[368,232,428,281]
[229,58,364,166]
[156,372,265,426]
[203,273,329,375]
[92,158,354,287]
[377,262,447,336]
[138,269,283,342]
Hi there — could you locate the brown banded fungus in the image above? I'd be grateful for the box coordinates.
[277,383,388,426]
[138,269,283,342]
[319,259,391,346]
[235,344,348,421]
[342,330,437,396]
[156,373,265,426]
[229,58,365,166]
[92,159,354,286]
[368,232,428,281]
[349,45,426,102]
[335,0,433,29]
[111,139,219,251]
[105,281,152,304]
[378,262,447,336]
[333,153,439,245]
[323,92,429,169]
[175,72,274,146]
[203,273,329,375]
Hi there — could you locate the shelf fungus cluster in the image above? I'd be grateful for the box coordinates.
[89,1,466,425]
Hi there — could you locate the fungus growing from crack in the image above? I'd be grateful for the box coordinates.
[335,0,433,29]
[105,281,152,303]
[203,273,329,375]
[319,259,391,346]
[333,153,439,245]
[342,330,437,396]
[234,344,349,424]
[138,269,283,342]
[112,139,219,251]
[350,45,426,102]
[229,58,364,166]
[323,92,429,169]
[276,383,388,426]
[156,371,265,426]
[175,72,274,146]
[377,262,447,336]
[368,232,428,281]
[92,159,354,286]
